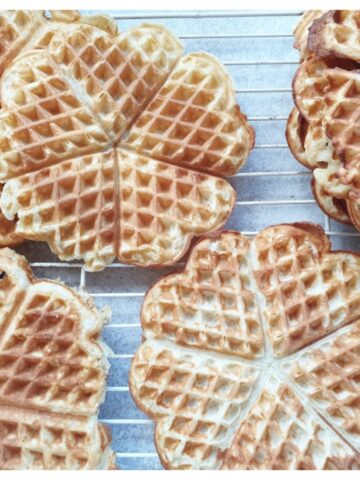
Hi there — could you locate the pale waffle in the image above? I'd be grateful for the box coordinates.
[130,225,360,469]
[0,247,115,469]
[308,10,360,62]
[0,12,254,270]
[288,12,360,232]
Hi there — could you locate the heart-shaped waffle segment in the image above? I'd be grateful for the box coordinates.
[48,23,183,141]
[0,14,254,270]
[0,248,115,469]
[124,53,255,176]
[130,224,360,469]
[308,10,360,62]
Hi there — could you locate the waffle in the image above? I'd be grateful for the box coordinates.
[282,321,360,452]
[221,375,358,470]
[1,148,235,270]
[308,10,360,62]
[0,247,115,469]
[290,58,360,228]
[48,22,183,141]
[0,10,45,76]
[130,225,360,469]
[0,11,119,78]
[0,12,254,270]
[312,178,351,224]
[124,53,254,176]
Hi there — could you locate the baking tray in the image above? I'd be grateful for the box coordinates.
[14,10,360,470]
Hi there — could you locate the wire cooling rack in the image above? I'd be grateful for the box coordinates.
[14,10,360,470]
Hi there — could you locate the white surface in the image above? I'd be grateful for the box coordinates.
[13,10,360,469]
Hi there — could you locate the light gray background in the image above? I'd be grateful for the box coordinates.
[14,10,360,469]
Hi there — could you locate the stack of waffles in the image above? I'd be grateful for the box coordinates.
[0,247,115,469]
[130,224,360,469]
[0,10,254,270]
[286,10,360,230]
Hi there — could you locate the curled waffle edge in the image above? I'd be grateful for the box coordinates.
[130,225,360,469]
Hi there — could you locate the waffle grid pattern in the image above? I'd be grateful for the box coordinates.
[142,233,263,359]
[254,228,360,356]
[0,14,254,270]
[125,54,254,176]
[130,226,360,469]
[0,249,114,469]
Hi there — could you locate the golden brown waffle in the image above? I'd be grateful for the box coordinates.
[117,149,235,266]
[48,23,183,141]
[308,10,360,62]
[141,231,263,359]
[0,50,110,180]
[1,150,117,271]
[0,248,115,469]
[1,148,235,270]
[0,13,254,270]
[130,225,360,469]
[124,53,255,176]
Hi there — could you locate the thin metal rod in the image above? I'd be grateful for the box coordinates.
[224,60,298,65]
[116,453,158,458]
[236,88,292,93]
[179,33,293,39]
[112,11,302,20]
[236,199,316,206]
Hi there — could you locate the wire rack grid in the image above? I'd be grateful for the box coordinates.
[13,10,360,469]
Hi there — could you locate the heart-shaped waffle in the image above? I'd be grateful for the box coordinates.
[130,224,360,469]
[0,248,115,469]
[0,12,254,270]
